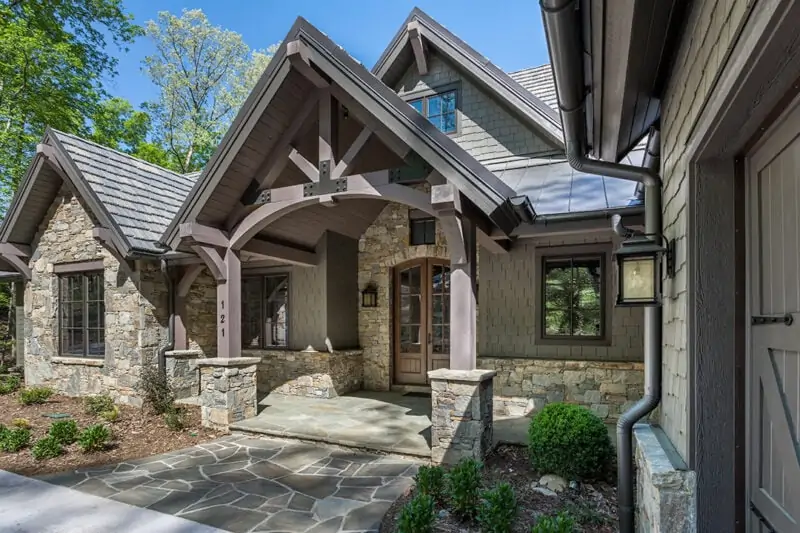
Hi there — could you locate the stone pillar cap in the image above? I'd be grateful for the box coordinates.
[196,357,261,366]
[427,368,496,382]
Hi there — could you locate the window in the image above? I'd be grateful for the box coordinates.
[59,272,104,357]
[409,210,436,245]
[242,274,289,349]
[408,89,457,133]
[541,255,604,340]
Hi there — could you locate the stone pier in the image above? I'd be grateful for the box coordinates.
[197,357,259,430]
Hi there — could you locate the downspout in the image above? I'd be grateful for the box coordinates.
[157,259,175,374]
[540,2,662,532]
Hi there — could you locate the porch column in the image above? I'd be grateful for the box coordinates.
[217,248,241,358]
[450,217,477,370]
[12,281,24,368]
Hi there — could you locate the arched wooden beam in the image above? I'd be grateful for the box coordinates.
[177,264,205,298]
[192,245,225,281]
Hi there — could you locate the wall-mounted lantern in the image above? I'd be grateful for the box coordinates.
[361,283,378,308]
[613,236,674,307]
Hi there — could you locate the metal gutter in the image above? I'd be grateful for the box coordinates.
[157,259,175,374]
[540,2,662,532]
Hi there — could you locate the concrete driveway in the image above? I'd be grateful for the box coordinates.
[31,435,419,533]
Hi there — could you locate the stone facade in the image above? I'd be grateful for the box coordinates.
[249,349,363,399]
[479,357,644,421]
[634,424,696,532]
[198,358,258,430]
[164,349,202,400]
[185,271,217,357]
[429,369,495,465]
[24,187,168,406]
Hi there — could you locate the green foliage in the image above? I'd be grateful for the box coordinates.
[11,418,30,429]
[477,482,518,533]
[77,424,111,453]
[100,405,120,423]
[542,259,602,337]
[397,493,435,533]
[137,364,175,415]
[562,501,612,527]
[84,394,115,416]
[528,403,613,481]
[446,457,483,520]
[32,436,64,460]
[0,427,30,452]
[414,465,446,505]
[48,419,78,445]
[19,386,54,405]
[530,512,576,533]
[164,407,186,431]
[0,374,20,394]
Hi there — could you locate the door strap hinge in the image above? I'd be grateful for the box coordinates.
[749,501,777,533]
[751,313,793,326]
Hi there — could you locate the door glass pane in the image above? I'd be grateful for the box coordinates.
[399,266,422,354]
[400,325,421,353]
[431,265,450,354]
[241,277,262,348]
[264,274,289,347]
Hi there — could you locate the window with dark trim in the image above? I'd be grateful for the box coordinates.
[409,210,436,245]
[59,272,105,357]
[409,89,457,133]
[242,274,289,349]
[541,255,605,339]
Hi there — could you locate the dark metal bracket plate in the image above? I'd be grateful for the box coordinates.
[751,313,793,326]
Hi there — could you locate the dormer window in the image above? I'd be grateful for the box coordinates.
[409,89,457,134]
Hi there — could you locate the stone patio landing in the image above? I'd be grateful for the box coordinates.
[231,392,432,458]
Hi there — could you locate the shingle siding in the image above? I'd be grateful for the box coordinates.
[394,54,560,165]
[659,0,751,460]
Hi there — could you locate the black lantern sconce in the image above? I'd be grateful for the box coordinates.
[613,235,674,307]
[361,283,378,308]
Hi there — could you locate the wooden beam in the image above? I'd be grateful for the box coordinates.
[177,264,205,298]
[407,21,428,75]
[288,148,320,182]
[431,183,462,213]
[448,216,477,370]
[287,40,329,88]
[241,238,317,267]
[92,227,135,279]
[0,243,31,257]
[319,90,332,186]
[192,245,226,281]
[216,248,242,358]
[332,126,371,179]
[179,222,229,248]
[1,254,30,280]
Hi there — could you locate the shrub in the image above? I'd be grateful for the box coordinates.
[137,364,175,415]
[77,424,111,452]
[49,419,79,445]
[19,386,54,405]
[397,493,435,533]
[11,418,31,429]
[0,363,7,374]
[0,374,20,394]
[84,394,115,416]
[446,457,483,520]
[0,427,31,452]
[100,405,120,423]
[163,406,186,431]
[477,482,518,533]
[31,436,64,460]
[414,465,445,504]
[531,511,576,533]
[528,403,613,480]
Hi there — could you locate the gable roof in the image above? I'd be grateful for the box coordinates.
[373,8,564,150]
[508,65,558,112]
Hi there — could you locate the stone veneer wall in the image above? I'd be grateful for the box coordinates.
[185,270,217,357]
[165,350,202,400]
[25,187,168,406]
[248,349,363,399]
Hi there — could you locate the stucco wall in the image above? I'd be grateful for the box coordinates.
[394,53,559,165]
[24,187,168,406]
[658,0,751,459]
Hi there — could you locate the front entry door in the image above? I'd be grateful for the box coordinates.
[747,104,800,532]
[394,259,450,385]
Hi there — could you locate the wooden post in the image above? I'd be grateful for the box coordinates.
[450,216,477,370]
[12,281,24,368]
[216,249,241,358]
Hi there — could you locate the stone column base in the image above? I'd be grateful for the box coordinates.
[428,368,496,465]
[197,357,259,430]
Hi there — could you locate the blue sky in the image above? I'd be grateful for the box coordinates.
[107,0,550,107]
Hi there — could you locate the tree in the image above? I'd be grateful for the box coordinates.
[143,9,277,173]
[0,0,141,205]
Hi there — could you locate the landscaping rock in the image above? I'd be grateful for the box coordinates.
[539,474,567,492]
[531,486,558,497]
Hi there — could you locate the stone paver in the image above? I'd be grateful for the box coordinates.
[39,435,418,533]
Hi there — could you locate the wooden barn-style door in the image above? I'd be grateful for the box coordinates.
[747,101,800,532]
[393,258,450,385]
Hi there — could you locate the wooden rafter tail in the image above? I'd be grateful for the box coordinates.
[407,21,428,75]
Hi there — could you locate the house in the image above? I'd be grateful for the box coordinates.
[540,0,800,531]
[1,6,648,486]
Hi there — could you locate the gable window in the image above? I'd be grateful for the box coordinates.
[541,255,605,340]
[409,210,436,245]
[242,273,289,349]
[409,89,457,133]
[59,272,105,357]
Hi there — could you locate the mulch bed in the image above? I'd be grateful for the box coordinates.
[380,445,618,532]
[0,392,223,476]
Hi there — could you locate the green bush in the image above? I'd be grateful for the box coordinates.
[0,374,20,394]
[477,482,517,533]
[84,394,115,416]
[531,511,576,533]
[100,405,120,423]
[0,427,31,452]
[48,419,79,445]
[19,386,54,405]
[528,403,613,480]
[77,424,111,453]
[31,436,64,460]
[446,457,483,520]
[163,407,186,431]
[137,364,175,414]
[414,465,445,504]
[397,493,435,533]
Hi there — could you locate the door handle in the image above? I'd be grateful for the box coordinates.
[751,313,793,326]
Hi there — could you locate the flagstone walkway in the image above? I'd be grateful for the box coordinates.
[39,435,419,533]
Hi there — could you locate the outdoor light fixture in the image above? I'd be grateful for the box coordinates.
[613,235,673,307]
[361,283,378,308]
